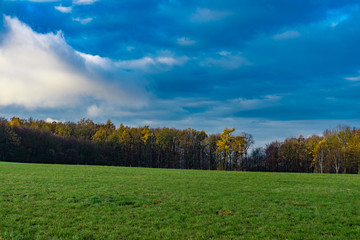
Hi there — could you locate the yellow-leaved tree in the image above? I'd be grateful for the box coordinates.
[9,117,23,127]
[215,128,249,170]
[141,126,152,143]
[312,139,329,173]
[216,128,235,170]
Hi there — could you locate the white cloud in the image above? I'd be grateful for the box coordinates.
[54,5,72,13]
[115,55,188,71]
[273,30,300,40]
[115,57,155,69]
[177,37,196,46]
[0,16,147,109]
[87,105,102,117]
[191,8,233,23]
[73,0,99,5]
[15,0,61,2]
[76,51,111,69]
[219,51,231,56]
[345,76,360,81]
[231,95,282,110]
[45,118,60,123]
[157,57,180,65]
[72,17,93,24]
[11,0,97,4]
[200,52,250,69]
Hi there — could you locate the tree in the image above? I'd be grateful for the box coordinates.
[0,122,20,161]
[55,122,73,137]
[9,117,23,127]
[155,128,178,168]
[280,138,299,172]
[324,129,343,173]
[216,128,235,170]
[92,120,116,143]
[248,147,266,171]
[304,135,322,173]
[344,129,360,173]
[202,134,220,170]
[312,139,329,173]
[265,141,282,172]
[279,136,309,172]
[141,126,152,143]
[232,135,247,170]
[238,133,254,170]
[74,119,98,140]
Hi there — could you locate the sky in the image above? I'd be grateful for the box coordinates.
[1,0,360,147]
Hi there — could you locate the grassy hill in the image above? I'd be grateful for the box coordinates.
[0,162,359,239]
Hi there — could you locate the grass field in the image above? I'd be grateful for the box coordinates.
[0,162,359,239]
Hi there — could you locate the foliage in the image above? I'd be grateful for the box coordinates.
[264,126,360,174]
[0,122,20,161]
[215,128,250,171]
[1,116,360,173]
[0,117,253,171]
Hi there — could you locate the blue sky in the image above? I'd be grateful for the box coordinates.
[1,0,360,147]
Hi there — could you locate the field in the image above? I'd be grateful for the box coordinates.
[0,162,359,239]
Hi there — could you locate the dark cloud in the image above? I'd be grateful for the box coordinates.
[2,0,360,146]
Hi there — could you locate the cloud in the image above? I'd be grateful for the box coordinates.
[191,8,233,22]
[87,105,102,117]
[231,95,282,111]
[72,17,93,24]
[115,57,155,70]
[13,0,61,2]
[45,117,60,123]
[3,1,360,146]
[73,0,99,5]
[157,57,182,65]
[327,8,350,28]
[76,51,111,69]
[345,76,360,81]
[115,55,188,71]
[199,52,250,69]
[273,30,300,40]
[177,37,196,46]
[54,5,72,13]
[218,51,231,56]
[0,16,147,109]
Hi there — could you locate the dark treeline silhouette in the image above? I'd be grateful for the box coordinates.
[1,117,359,173]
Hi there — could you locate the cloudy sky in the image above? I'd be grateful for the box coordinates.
[1,0,360,147]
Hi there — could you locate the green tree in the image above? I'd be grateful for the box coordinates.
[74,119,98,140]
[0,123,20,161]
[55,123,73,137]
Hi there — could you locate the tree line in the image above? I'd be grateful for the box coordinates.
[0,117,359,173]
[259,126,360,174]
[0,117,253,170]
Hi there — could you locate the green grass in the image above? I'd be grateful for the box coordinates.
[0,162,359,239]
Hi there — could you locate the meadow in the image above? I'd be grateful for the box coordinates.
[0,162,359,239]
